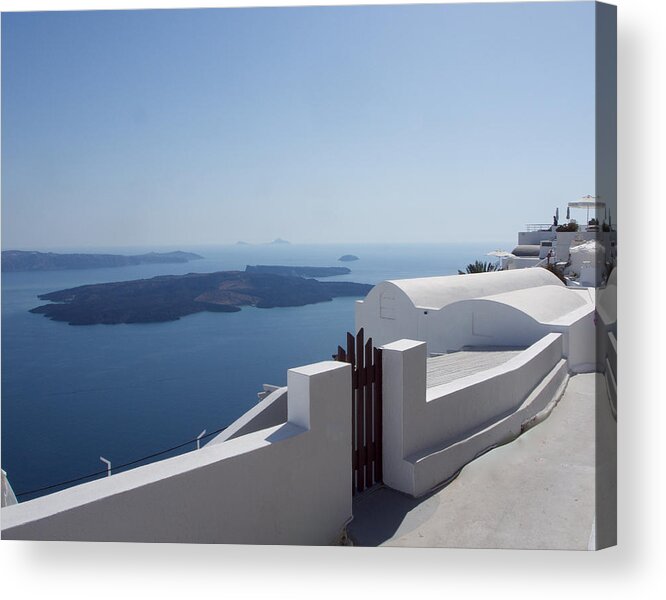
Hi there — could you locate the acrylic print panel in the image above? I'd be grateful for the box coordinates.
[0,1,616,549]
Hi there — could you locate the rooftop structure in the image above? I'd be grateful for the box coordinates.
[355,269,596,370]
[495,197,617,287]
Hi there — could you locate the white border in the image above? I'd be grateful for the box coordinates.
[1,0,664,598]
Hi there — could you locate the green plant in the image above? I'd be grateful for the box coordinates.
[556,220,579,232]
[458,261,500,275]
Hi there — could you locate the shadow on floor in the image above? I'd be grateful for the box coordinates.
[347,486,439,547]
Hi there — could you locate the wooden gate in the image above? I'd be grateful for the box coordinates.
[334,328,382,495]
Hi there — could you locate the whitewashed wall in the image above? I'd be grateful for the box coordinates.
[2,362,352,545]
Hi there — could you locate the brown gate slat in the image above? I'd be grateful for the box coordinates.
[356,328,366,493]
[364,337,374,487]
[347,332,356,386]
[347,332,357,489]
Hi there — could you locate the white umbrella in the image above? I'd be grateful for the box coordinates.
[568,195,605,222]
[486,250,513,258]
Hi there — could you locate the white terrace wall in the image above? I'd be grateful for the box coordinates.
[382,333,568,497]
[2,362,351,545]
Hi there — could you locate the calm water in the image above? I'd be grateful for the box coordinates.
[1,242,509,500]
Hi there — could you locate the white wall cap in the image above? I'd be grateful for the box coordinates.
[289,361,348,377]
[381,339,426,352]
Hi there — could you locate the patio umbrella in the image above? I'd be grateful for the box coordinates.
[568,195,605,222]
[486,250,513,268]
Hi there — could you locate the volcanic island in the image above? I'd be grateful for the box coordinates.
[30,268,373,325]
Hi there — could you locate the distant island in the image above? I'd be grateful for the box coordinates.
[269,238,290,245]
[30,271,373,325]
[245,265,350,277]
[338,255,360,262]
[2,250,203,272]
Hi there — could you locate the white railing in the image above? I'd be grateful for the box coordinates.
[524,223,553,232]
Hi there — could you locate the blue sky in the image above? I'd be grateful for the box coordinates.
[1,2,596,248]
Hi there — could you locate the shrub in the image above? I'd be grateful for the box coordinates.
[556,221,579,232]
[458,261,499,275]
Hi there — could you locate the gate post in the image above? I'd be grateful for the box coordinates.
[380,339,427,496]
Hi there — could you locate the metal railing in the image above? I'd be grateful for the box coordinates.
[524,223,553,232]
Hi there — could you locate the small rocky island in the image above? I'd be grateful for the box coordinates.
[338,255,360,262]
[30,271,373,325]
[245,265,351,277]
[2,250,203,272]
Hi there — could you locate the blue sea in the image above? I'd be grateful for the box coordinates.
[1,242,510,501]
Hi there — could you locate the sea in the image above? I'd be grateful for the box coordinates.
[1,242,511,501]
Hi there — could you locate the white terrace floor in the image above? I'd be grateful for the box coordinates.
[348,373,617,550]
[426,347,525,388]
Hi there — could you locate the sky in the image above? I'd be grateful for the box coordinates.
[1,2,596,249]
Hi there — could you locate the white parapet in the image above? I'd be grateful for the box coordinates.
[381,333,569,497]
[2,361,352,545]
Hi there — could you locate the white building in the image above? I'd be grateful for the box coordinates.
[355,268,596,370]
[500,198,617,286]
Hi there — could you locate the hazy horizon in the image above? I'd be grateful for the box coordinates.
[2,239,517,253]
[2,3,595,249]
